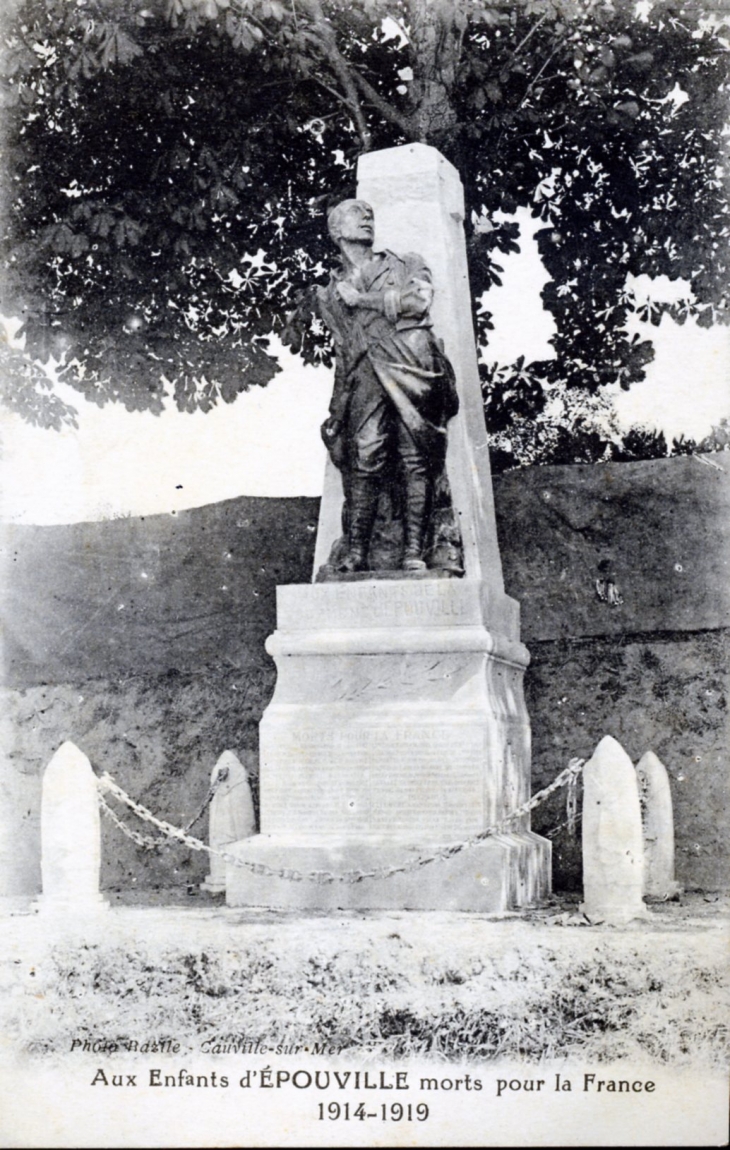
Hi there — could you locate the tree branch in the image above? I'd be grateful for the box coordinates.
[508,10,549,63]
[322,51,373,150]
[348,65,416,139]
[296,0,421,146]
[517,0,600,113]
[310,73,366,122]
[295,0,373,149]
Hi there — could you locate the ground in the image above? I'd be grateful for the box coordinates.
[1,890,727,1069]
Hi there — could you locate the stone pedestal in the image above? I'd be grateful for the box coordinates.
[227,145,550,912]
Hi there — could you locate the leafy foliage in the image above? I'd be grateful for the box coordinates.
[0,0,728,465]
[0,338,78,429]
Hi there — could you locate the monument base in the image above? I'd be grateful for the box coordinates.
[225,831,551,913]
[244,578,551,914]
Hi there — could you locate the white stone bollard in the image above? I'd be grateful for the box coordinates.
[36,741,108,915]
[636,750,682,900]
[201,751,256,894]
[580,735,646,924]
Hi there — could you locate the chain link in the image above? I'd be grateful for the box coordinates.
[98,770,227,852]
[181,768,228,834]
[545,811,584,840]
[566,768,579,837]
[99,792,166,849]
[97,758,584,886]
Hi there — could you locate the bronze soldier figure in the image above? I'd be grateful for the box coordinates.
[318,199,460,575]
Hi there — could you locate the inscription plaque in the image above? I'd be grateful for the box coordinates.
[276,578,483,631]
[261,722,486,839]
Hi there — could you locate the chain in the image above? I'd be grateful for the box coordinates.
[97,758,584,885]
[98,770,227,852]
[566,769,579,837]
[181,768,228,834]
[545,811,583,840]
[99,792,165,849]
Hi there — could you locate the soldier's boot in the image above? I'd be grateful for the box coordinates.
[403,474,430,572]
[339,475,379,573]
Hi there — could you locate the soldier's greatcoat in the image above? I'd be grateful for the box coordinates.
[317,249,459,474]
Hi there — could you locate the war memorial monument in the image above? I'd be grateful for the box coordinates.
[226,143,551,910]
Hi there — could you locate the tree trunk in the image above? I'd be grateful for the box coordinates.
[405,0,462,150]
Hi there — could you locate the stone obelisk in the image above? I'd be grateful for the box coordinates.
[227,144,550,911]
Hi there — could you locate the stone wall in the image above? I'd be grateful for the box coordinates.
[0,496,320,686]
[496,455,729,639]
[495,456,730,892]
[1,457,727,896]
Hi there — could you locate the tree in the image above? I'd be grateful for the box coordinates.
[1,0,728,467]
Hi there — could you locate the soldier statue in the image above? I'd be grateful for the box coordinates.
[317,198,461,576]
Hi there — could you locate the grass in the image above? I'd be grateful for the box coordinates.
[2,900,728,1069]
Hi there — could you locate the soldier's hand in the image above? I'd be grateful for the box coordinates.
[336,281,361,307]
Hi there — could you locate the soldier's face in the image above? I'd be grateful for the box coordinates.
[336,201,374,244]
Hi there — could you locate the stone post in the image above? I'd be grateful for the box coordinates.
[636,750,682,900]
[201,751,256,894]
[36,741,108,914]
[580,736,646,924]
